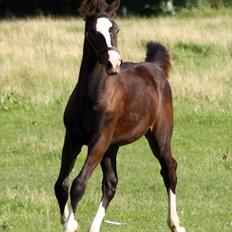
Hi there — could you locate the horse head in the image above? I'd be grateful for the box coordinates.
[80,0,122,75]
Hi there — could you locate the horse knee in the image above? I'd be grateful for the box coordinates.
[55,178,69,199]
[103,175,118,200]
[160,158,177,192]
[70,178,86,202]
[172,157,177,171]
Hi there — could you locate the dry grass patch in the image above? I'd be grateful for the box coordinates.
[0,16,231,111]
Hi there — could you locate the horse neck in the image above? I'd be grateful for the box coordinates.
[78,39,97,84]
[77,39,107,94]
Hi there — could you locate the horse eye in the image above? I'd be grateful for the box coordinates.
[110,28,119,35]
[109,28,113,35]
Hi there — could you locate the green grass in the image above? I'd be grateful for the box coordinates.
[0,13,232,232]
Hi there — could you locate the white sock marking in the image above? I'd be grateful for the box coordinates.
[168,189,186,232]
[61,204,69,224]
[88,202,106,232]
[169,189,179,226]
[63,208,78,232]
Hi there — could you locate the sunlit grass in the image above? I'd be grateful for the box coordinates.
[0,16,232,110]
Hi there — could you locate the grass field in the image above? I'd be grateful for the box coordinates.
[0,12,232,232]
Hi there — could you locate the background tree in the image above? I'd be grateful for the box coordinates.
[0,0,231,17]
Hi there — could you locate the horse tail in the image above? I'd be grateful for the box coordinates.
[145,41,171,79]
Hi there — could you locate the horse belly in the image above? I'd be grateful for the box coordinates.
[112,112,152,145]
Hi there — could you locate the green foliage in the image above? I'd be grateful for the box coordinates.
[0,0,231,17]
[175,0,232,7]
[173,42,215,57]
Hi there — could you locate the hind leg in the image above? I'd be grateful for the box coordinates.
[88,145,119,232]
[54,132,82,225]
[146,127,185,232]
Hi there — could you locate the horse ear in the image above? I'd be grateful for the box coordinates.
[106,0,120,16]
[80,0,97,18]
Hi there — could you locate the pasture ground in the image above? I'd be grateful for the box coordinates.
[0,11,232,232]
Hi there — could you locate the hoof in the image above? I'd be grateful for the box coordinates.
[63,220,79,232]
[178,227,186,232]
[170,226,186,232]
[75,225,80,232]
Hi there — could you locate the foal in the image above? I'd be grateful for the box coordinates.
[54,1,185,232]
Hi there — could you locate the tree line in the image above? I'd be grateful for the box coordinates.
[0,0,231,17]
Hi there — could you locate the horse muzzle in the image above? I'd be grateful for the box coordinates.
[106,50,122,75]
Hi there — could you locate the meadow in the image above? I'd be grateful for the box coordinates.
[0,11,232,232]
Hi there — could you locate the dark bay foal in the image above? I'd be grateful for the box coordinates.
[54,0,185,232]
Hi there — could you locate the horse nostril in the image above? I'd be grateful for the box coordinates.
[107,61,113,70]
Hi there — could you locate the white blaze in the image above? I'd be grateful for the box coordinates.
[96,17,121,73]
[96,17,113,47]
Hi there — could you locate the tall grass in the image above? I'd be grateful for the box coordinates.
[0,16,231,112]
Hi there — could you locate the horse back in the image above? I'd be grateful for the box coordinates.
[110,62,173,145]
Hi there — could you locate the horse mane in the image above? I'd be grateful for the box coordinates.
[80,0,120,18]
